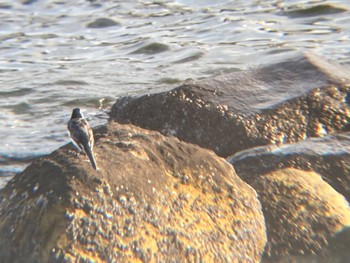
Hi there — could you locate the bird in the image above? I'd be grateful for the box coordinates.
[67,108,97,170]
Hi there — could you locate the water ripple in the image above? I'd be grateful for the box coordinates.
[0,0,350,186]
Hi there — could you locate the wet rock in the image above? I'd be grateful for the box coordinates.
[110,53,350,157]
[283,4,348,18]
[0,123,266,263]
[87,18,120,28]
[249,168,350,259]
[228,132,350,202]
[22,0,38,5]
[131,43,170,55]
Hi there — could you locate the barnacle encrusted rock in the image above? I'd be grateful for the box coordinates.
[249,168,350,258]
[228,132,350,203]
[110,53,350,157]
[0,123,266,263]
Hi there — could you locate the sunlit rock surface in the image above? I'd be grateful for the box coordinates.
[110,53,350,157]
[228,132,350,203]
[227,134,350,261]
[0,123,266,263]
[249,168,350,260]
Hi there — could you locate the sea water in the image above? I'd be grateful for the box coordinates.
[0,0,350,187]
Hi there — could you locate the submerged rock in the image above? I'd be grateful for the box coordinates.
[0,123,266,263]
[250,168,350,259]
[131,43,170,55]
[110,53,350,157]
[228,132,350,202]
[87,18,120,28]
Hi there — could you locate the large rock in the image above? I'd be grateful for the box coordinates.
[0,123,266,263]
[228,132,350,203]
[227,133,350,261]
[110,53,350,157]
[249,168,350,259]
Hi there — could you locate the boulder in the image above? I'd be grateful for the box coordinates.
[0,123,266,263]
[228,132,350,203]
[110,52,350,157]
[248,168,350,260]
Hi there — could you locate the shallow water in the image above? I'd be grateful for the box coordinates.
[1,0,350,186]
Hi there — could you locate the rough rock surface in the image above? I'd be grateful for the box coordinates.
[249,168,350,259]
[0,123,266,263]
[228,132,350,202]
[110,53,350,157]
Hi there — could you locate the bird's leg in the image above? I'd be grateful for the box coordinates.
[68,149,82,156]
[68,143,85,156]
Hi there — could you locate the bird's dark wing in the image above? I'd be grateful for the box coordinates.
[68,118,92,150]
[67,117,97,170]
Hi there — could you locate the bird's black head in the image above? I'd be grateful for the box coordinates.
[71,108,83,119]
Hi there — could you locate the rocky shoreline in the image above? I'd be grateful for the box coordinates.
[0,53,349,262]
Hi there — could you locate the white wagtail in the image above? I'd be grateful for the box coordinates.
[67,108,97,170]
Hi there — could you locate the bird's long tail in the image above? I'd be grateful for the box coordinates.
[84,145,97,170]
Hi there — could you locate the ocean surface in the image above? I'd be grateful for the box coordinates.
[1,0,350,188]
